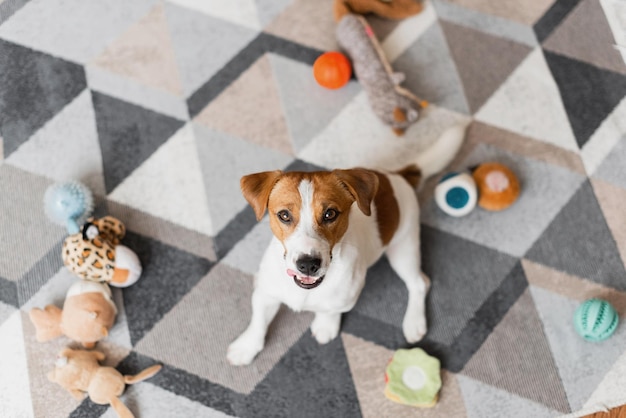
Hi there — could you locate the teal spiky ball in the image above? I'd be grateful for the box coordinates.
[574,299,619,342]
[43,181,94,234]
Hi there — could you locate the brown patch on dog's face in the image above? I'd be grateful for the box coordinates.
[242,169,380,285]
[265,173,304,245]
[307,172,358,252]
[265,172,357,254]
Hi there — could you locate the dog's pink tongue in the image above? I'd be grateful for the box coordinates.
[287,269,316,284]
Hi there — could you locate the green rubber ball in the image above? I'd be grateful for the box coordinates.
[573,299,619,342]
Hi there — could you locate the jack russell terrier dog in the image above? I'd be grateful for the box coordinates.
[227,124,467,366]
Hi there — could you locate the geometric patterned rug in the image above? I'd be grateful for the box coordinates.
[1,0,625,416]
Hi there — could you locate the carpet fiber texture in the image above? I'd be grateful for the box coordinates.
[1,0,626,417]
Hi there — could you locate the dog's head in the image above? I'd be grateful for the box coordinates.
[241,169,379,290]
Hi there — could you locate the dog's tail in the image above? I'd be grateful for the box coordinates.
[396,123,468,188]
[415,123,468,178]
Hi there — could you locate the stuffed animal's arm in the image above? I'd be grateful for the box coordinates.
[29,306,63,341]
[69,389,86,400]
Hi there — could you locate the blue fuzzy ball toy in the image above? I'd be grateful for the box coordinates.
[44,181,94,234]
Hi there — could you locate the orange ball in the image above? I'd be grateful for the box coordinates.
[313,52,352,90]
[472,163,520,211]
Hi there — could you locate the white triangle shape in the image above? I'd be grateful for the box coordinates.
[5,90,106,195]
[108,123,214,236]
[475,48,579,152]
[457,374,560,418]
[0,312,34,418]
[166,0,261,30]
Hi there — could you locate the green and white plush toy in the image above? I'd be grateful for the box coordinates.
[384,348,442,408]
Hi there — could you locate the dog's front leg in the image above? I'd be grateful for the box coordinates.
[310,312,342,344]
[227,290,281,366]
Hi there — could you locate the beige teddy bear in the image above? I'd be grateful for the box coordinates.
[29,281,117,348]
[48,348,162,418]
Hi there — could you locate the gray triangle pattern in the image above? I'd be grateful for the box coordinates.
[393,22,469,115]
[462,289,570,412]
[193,123,293,235]
[525,181,626,290]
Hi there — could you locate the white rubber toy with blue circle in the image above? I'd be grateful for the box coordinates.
[434,172,477,217]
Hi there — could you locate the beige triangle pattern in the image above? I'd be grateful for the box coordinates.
[522,259,626,313]
[194,55,293,155]
[465,121,586,174]
[543,0,626,76]
[92,4,183,96]
[590,178,626,269]
[446,0,556,26]
[440,20,532,114]
[341,333,467,417]
[264,0,337,51]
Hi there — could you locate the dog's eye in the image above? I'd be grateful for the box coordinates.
[277,210,292,224]
[323,209,338,222]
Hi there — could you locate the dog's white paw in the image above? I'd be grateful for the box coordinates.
[311,314,340,345]
[227,333,263,366]
[403,314,427,344]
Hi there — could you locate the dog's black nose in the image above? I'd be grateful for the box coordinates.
[296,255,322,276]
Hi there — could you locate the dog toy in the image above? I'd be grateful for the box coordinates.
[44,180,142,287]
[435,172,478,217]
[313,51,352,90]
[63,216,142,288]
[574,298,619,342]
[48,348,161,418]
[384,348,442,408]
[29,281,117,349]
[44,181,94,234]
[335,0,426,136]
[472,162,520,211]
[334,0,423,20]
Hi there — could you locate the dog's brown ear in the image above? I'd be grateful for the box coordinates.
[241,171,283,221]
[333,169,379,216]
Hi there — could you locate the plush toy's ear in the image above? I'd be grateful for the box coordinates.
[29,306,63,342]
[240,171,283,221]
[332,169,379,216]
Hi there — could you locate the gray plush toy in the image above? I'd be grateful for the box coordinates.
[335,0,426,135]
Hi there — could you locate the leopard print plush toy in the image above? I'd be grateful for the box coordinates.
[62,216,142,288]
